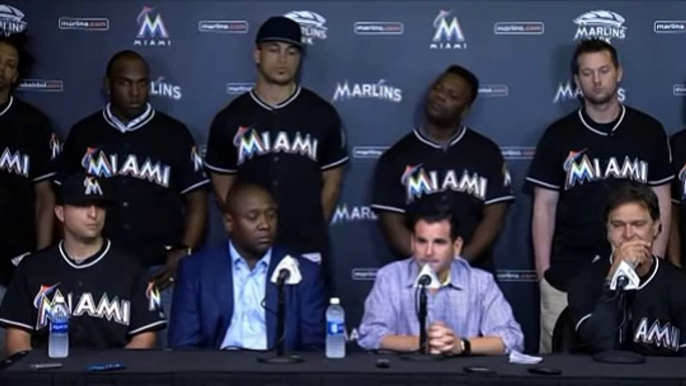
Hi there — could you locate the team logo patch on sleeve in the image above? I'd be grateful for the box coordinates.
[502,163,512,187]
[146,281,162,312]
[190,146,204,172]
[49,134,62,160]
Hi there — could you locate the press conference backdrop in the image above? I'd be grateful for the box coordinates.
[3,0,685,352]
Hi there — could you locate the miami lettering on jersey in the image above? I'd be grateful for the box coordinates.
[633,318,681,352]
[81,147,171,187]
[0,147,29,177]
[401,164,487,203]
[33,285,131,329]
[563,149,648,190]
[233,126,318,166]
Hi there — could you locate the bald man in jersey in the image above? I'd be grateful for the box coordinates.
[168,181,325,350]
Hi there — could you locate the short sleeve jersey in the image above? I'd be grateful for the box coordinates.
[371,128,514,271]
[60,104,209,266]
[0,240,167,349]
[569,256,686,356]
[205,87,348,254]
[526,105,673,290]
[0,96,61,285]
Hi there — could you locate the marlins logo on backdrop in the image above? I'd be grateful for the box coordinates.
[401,164,488,203]
[573,10,628,42]
[134,6,170,46]
[332,79,402,103]
[563,149,648,190]
[0,4,27,35]
[233,126,318,166]
[283,10,327,45]
[81,147,172,187]
[430,10,466,50]
[553,80,626,104]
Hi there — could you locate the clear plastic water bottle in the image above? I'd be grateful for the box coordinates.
[48,301,69,359]
[326,297,346,358]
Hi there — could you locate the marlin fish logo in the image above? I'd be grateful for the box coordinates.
[563,149,587,171]
[233,125,259,146]
[33,283,60,329]
[401,164,423,185]
[81,147,115,177]
[32,283,60,309]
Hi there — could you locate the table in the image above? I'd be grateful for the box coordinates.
[2,350,685,386]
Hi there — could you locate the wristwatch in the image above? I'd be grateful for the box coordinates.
[460,338,472,356]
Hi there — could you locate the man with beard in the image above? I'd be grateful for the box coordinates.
[371,65,515,274]
[0,32,60,350]
[204,16,348,281]
[526,38,673,354]
[60,50,209,347]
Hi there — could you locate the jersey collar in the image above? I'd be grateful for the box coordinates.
[413,125,467,149]
[578,104,626,137]
[59,239,111,269]
[103,103,155,133]
[0,95,13,118]
[249,86,301,111]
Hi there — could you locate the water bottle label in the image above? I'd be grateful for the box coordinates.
[51,322,68,334]
[327,321,344,336]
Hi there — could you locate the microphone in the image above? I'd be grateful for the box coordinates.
[413,264,441,289]
[270,255,302,285]
[276,269,290,285]
[259,254,305,365]
[609,260,640,291]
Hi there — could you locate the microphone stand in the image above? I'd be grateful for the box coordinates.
[258,272,303,364]
[593,280,644,364]
[401,282,444,362]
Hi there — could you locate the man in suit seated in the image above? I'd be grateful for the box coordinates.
[569,182,686,356]
[168,181,325,350]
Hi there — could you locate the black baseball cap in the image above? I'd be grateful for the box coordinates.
[57,172,115,206]
[255,16,303,48]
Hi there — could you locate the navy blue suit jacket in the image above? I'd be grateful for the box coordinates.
[168,241,325,351]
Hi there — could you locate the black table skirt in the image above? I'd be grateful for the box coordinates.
[2,349,686,386]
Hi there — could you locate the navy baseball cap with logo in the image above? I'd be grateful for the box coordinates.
[255,16,303,48]
[57,172,115,206]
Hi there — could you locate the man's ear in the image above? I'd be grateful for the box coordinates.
[223,213,234,235]
[452,236,464,257]
[54,205,64,223]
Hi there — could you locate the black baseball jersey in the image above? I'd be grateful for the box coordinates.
[569,256,686,356]
[0,96,61,285]
[205,87,348,255]
[669,128,686,266]
[371,127,515,272]
[60,104,209,266]
[0,239,167,349]
[526,105,673,291]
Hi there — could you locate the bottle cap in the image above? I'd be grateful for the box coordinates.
[330,297,340,305]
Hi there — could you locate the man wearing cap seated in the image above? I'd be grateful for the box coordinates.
[168,181,325,351]
[0,173,167,355]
